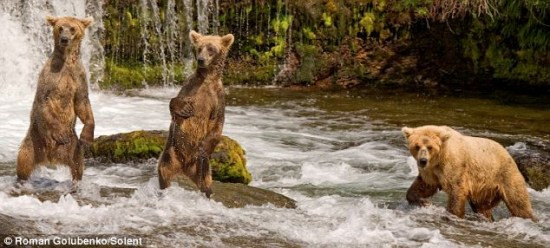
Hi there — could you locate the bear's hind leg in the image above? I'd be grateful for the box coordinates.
[469,192,501,221]
[469,201,497,221]
[196,154,213,198]
[158,146,182,189]
[501,183,536,221]
[68,141,85,182]
[16,137,37,181]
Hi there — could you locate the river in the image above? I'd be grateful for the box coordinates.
[0,87,549,247]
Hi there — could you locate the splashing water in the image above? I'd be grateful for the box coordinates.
[1,87,549,247]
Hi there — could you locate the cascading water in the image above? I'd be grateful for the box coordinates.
[183,0,195,76]
[139,0,152,87]
[147,0,169,86]
[137,0,214,86]
[196,0,210,34]
[164,0,178,84]
[0,0,104,98]
[213,0,219,34]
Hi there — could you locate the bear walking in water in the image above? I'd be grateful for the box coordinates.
[402,125,536,221]
[158,30,234,197]
[17,16,95,183]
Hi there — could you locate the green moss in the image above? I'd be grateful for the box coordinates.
[100,60,189,90]
[89,131,252,184]
[100,61,144,90]
[224,57,277,85]
[210,136,252,184]
[526,167,550,191]
[295,43,321,84]
[91,130,166,163]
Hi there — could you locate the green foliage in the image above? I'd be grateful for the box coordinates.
[460,0,550,84]
[101,60,186,90]
[295,44,321,84]
[322,12,333,27]
[271,15,292,34]
[302,27,316,40]
[360,12,376,36]
[100,0,550,88]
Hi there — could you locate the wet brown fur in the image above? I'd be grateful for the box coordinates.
[402,125,536,221]
[158,31,234,197]
[16,16,95,182]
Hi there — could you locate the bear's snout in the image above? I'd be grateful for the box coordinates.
[197,57,206,67]
[60,36,70,46]
[418,158,428,167]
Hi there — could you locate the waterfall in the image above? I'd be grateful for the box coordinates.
[196,0,210,34]
[139,0,152,87]
[164,0,177,84]
[138,0,215,86]
[183,0,195,77]
[0,0,220,94]
[0,0,104,98]
[148,0,169,86]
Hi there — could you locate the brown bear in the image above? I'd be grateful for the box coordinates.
[157,30,234,197]
[402,125,536,221]
[16,16,95,183]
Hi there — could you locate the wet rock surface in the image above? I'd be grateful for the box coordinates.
[0,213,39,234]
[88,130,252,184]
[508,142,550,191]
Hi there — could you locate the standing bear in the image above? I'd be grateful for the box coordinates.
[402,125,536,221]
[17,16,95,182]
[158,30,234,197]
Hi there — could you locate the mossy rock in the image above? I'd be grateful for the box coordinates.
[175,178,296,209]
[210,137,251,184]
[508,143,550,191]
[512,152,550,191]
[88,130,252,184]
[89,130,167,163]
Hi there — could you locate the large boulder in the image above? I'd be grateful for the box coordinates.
[508,143,550,191]
[0,213,39,234]
[8,179,296,209]
[88,130,252,184]
[175,178,296,208]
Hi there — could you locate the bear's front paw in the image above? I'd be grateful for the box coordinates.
[79,128,94,145]
[170,98,195,119]
[52,131,72,144]
[418,199,431,207]
[204,187,213,198]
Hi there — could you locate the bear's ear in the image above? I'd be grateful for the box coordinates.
[80,17,93,28]
[439,126,452,142]
[402,127,413,139]
[189,30,201,46]
[221,34,235,48]
[46,16,58,26]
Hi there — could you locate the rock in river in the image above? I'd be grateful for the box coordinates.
[88,130,252,184]
[508,142,550,191]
